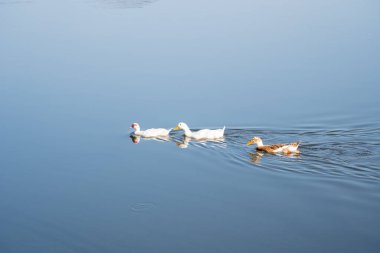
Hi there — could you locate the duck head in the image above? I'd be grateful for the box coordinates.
[173,122,190,131]
[247,137,263,147]
[130,123,140,132]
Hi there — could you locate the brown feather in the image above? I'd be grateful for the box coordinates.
[257,143,299,153]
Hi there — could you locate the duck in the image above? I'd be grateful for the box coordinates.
[246,137,301,154]
[130,123,172,137]
[172,122,225,139]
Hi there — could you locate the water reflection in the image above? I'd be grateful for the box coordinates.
[130,134,225,149]
[93,0,158,8]
[129,134,170,144]
[249,151,300,165]
[249,152,264,164]
[173,136,225,149]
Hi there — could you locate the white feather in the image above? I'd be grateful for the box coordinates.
[174,122,225,140]
[131,123,172,137]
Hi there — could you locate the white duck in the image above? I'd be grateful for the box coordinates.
[130,123,172,137]
[172,122,225,139]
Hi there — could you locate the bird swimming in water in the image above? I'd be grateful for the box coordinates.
[247,137,301,154]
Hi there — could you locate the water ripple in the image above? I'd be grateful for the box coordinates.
[129,127,380,181]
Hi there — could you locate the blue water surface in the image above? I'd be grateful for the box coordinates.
[1,1,380,252]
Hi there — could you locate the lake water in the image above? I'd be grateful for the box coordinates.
[1,0,380,252]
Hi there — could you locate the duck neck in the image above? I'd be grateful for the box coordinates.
[133,126,141,134]
[256,140,264,147]
[182,126,192,137]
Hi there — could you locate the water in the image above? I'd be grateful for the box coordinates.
[1,0,380,252]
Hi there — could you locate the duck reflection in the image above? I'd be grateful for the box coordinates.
[94,0,158,8]
[173,136,191,149]
[173,136,225,149]
[249,151,300,164]
[130,134,225,149]
[129,134,171,144]
[249,152,264,164]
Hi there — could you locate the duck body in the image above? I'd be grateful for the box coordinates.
[186,128,225,139]
[247,137,300,154]
[130,123,172,138]
[173,122,225,140]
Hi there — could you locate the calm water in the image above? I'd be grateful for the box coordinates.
[1,0,380,252]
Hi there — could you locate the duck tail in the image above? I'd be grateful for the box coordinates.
[292,141,301,147]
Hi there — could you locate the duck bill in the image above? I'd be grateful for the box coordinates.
[246,140,254,146]
[172,126,180,131]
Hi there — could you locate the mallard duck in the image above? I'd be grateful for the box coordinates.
[172,122,225,139]
[130,123,172,137]
[247,137,301,154]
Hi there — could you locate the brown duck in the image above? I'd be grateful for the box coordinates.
[246,137,301,154]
